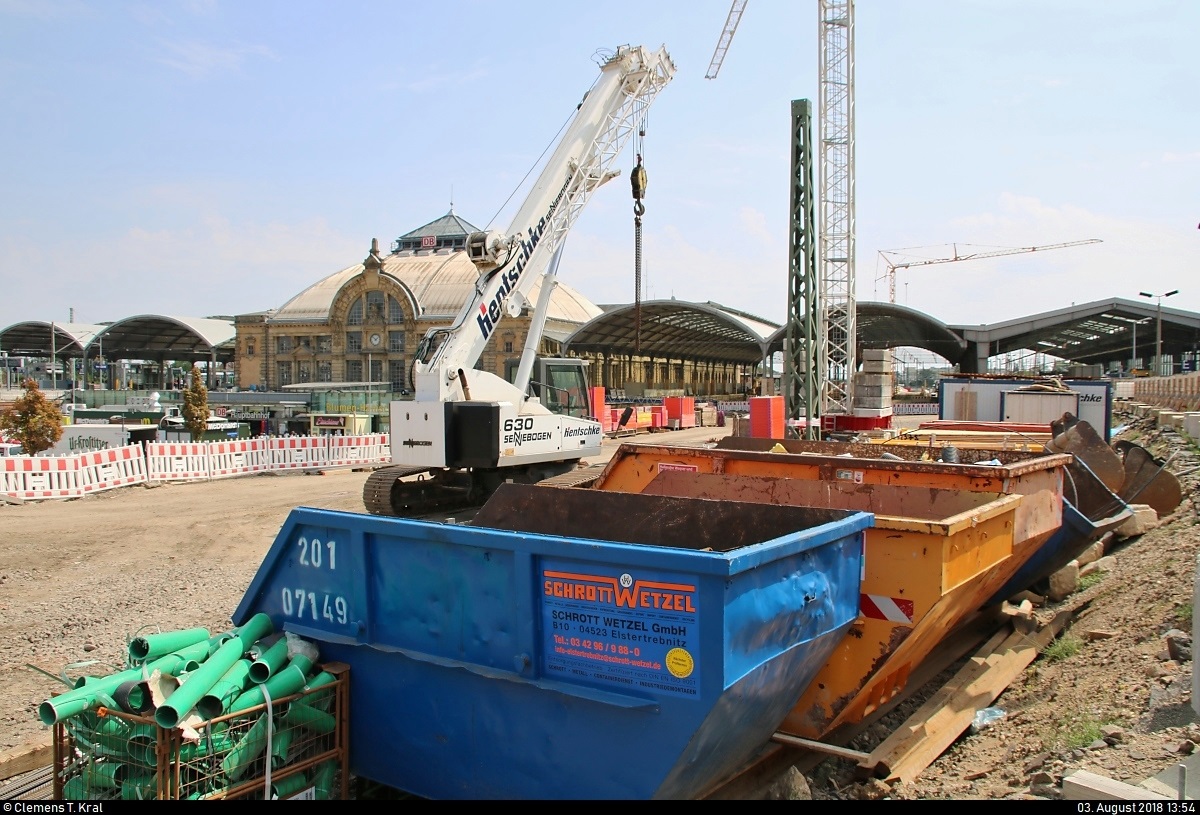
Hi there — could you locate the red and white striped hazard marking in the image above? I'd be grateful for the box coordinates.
[860,594,914,624]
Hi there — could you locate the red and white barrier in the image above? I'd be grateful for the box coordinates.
[1,455,79,500]
[269,436,330,471]
[3,434,395,500]
[77,445,148,494]
[327,433,390,467]
[146,442,211,482]
[208,438,272,480]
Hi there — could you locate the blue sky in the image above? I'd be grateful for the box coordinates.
[1,0,1197,362]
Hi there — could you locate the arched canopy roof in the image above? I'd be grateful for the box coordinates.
[764,301,968,362]
[951,297,1200,366]
[84,315,236,362]
[0,322,106,357]
[564,301,778,365]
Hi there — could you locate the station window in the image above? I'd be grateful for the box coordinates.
[347,298,364,326]
[388,295,404,323]
[388,331,404,353]
[345,360,363,381]
[389,360,407,391]
[346,332,362,353]
[366,291,385,321]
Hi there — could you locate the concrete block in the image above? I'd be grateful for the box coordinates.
[1046,561,1080,602]
[1079,556,1116,577]
[861,349,890,363]
[1075,540,1106,567]
[1115,504,1160,539]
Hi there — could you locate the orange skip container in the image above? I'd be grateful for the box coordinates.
[580,440,1068,739]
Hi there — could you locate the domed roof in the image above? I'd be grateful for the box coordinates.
[272,250,602,326]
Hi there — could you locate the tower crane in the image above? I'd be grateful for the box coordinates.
[877,239,1103,304]
[705,0,748,79]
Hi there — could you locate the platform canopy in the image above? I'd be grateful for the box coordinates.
[564,300,778,365]
[0,322,106,358]
[80,315,237,363]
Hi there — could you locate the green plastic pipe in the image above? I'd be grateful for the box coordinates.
[86,759,128,789]
[128,627,211,664]
[126,723,158,767]
[93,715,132,757]
[40,642,210,726]
[195,658,254,720]
[282,701,335,735]
[154,613,274,729]
[63,775,87,800]
[228,654,313,714]
[220,714,269,781]
[270,725,293,767]
[312,760,337,800]
[270,771,310,799]
[247,637,290,684]
[120,774,157,801]
[178,730,236,763]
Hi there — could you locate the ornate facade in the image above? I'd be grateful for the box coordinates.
[233,211,602,393]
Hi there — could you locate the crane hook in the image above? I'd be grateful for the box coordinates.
[631,153,647,217]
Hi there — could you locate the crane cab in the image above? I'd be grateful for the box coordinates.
[505,357,592,420]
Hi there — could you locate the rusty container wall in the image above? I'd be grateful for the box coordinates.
[632,470,1022,740]
[716,436,1129,604]
[596,442,1067,557]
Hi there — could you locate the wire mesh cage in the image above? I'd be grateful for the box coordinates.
[52,662,349,800]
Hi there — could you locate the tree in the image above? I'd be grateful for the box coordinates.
[0,379,65,454]
[181,365,209,440]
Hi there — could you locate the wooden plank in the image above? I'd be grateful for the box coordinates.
[770,732,871,762]
[0,739,53,782]
[700,608,1008,800]
[861,608,1073,784]
[1062,769,1171,801]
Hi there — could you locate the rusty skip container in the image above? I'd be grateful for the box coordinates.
[717,436,1130,605]
[232,483,872,799]
[584,440,1069,739]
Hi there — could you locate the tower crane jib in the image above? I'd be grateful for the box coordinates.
[705,0,748,79]
[878,239,1104,304]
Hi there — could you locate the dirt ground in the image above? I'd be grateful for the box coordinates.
[2,415,1198,800]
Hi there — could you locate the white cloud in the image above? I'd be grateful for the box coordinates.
[154,39,276,79]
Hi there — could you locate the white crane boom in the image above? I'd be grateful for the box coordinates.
[705,0,748,79]
[877,239,1103,303]
[369,44,676,519]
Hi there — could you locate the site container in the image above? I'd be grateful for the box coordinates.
[233,484,872,799]
[713,436,1129,605]
[584,440,1071,739]
[610,467,1022,740]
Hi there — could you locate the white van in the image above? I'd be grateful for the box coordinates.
[0,442,24,457]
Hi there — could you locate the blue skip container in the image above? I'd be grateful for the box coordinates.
[233,483,872,799]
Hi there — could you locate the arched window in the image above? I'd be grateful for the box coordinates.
[347,298,364,325]
[388,295,403,323]
[366,291,385,321]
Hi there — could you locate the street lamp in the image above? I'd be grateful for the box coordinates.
[1139,290,1180,376]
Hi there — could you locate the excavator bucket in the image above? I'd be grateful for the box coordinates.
[1045,414,1126,494]
[1116,443,1183,518]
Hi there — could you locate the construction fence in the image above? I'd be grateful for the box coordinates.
[1,434,391,502]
